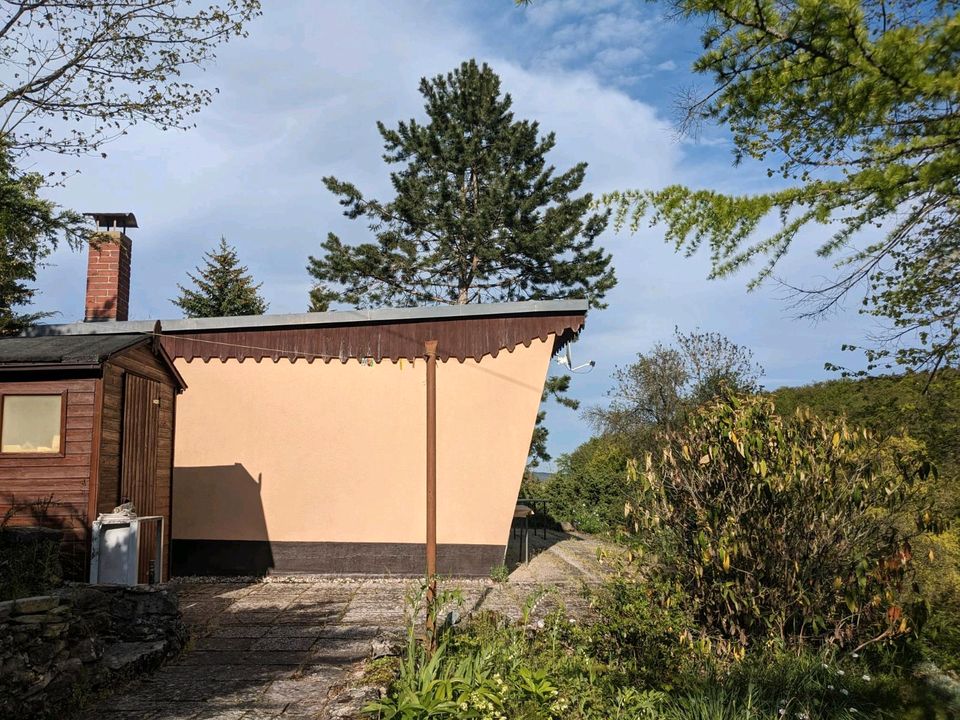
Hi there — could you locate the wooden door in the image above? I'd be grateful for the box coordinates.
[120,373,161,582]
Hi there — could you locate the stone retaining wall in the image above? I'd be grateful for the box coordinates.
[0,585,186,719]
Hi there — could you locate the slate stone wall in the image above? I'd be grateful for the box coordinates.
[0,585,186,719]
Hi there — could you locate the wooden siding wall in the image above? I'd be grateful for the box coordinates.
[97,364,123,515]
[102,344,177,581]
[0,378,97,578]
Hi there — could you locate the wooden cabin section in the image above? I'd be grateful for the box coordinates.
[0,377,98,577]
[96,345,178,581]
[0,335,184,582]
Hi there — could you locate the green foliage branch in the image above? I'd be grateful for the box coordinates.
[0,145,89,334]
[604,0,960,375]
[771,369,960,512]
[539,435,632,534]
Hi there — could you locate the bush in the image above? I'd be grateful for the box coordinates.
[0,527,63,600]
[0,497,65,600]
[913,527,960,673]
[367,578,946,719]
[586,576,695,687]
[540,436,630,534]
[770,369,960,508]
[627,393,946,654]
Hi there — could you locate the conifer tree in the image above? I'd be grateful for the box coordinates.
[173,237,268,318]
[0,145,88,335]
[307,59,615,310]
[604,0,960,377]
[307,60,616,464]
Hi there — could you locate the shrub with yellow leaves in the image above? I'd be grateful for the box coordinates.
[627,392,947,655]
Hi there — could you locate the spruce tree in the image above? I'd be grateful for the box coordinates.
[173,237,268,318]
[307,59,615,310]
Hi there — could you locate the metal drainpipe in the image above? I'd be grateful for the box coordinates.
[424,340,438,654]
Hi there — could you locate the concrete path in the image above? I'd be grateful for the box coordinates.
[506,529,611,584]
[77,532,613,720]
[78,580,395,719]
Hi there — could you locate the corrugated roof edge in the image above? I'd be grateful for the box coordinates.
[24,299,588,336]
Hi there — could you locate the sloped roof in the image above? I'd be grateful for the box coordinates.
[0,333,187,390]
[0,334,148,367]
[28,299,587,335]
[26,299,588,364]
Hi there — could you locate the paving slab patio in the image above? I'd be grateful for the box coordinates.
[75,533,613,720]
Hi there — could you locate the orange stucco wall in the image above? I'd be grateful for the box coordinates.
[170,337,553,548]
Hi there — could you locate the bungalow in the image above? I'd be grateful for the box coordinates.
[24,218,587,577]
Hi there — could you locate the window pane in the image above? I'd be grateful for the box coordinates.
[1,395,62,454]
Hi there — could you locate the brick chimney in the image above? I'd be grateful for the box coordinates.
[83,213,137,322]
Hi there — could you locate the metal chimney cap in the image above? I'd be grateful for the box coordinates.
[84,212,138,230]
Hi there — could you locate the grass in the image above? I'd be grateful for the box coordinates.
[489,564,510,583]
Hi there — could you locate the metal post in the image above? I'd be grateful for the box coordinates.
[524,515,530,565]
[127,519,140,586]
[424,340,438,653]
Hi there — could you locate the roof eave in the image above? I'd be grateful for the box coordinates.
[24,299,589,337]
[0,362,103,373]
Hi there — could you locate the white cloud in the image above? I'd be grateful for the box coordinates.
[517,0,661,82]
[30,0,872,460]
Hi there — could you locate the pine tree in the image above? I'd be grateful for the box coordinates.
[307,59,615,310]
[173,237,268,318]
[307,60,617,463]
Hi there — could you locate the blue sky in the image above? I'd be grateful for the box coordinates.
[30,0,876,465]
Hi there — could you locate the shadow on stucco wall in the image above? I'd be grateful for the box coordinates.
[170,464,273,576]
